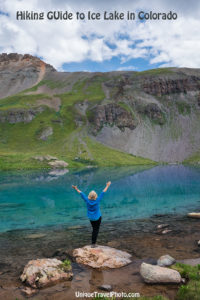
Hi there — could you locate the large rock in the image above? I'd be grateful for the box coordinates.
[39,127,53,140]
[157,254,176,267]
[48,160,68,168]
[20,258,73,288]
[73,245,132,269]
[33,155,57,161]
[140,262,181,284]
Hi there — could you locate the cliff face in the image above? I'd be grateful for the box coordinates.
[85,69,200,162]
[0,54,199,164]
[88,103,137,134]
[142,76,200,96]
[0,107,44,124]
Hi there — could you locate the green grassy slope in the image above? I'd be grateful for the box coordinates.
[183,150,200,164]
[0,76,155,170]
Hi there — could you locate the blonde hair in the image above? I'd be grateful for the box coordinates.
[88,190,97,200]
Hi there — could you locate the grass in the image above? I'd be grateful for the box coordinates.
[171,263,200,300]
[134,68,174,77]
[0,93,50,110]
[59,258,72,271]
[176,102,191,115]
[118,101,134,115]
[84,137,155,166]
[0,152,49,171]
[86,109,95,123]
[22,79,67,93]
[183,150,200,164]
[92,263,200,300]
[0,76,157,170]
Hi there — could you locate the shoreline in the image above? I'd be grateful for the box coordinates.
[1,213,200,299]
[0,160,198,172]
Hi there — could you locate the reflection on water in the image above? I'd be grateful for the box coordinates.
[0,165,200,232]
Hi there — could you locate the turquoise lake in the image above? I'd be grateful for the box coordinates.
[0,165,200,233]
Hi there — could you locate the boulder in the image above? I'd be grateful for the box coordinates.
[39,127,53,141]
[33,155,58,161]
[20,258,73,288]
[48,160,68,168]
[32,155,45,161]
[44,155,57,161]
[140,262,181,284]
[187,212,200,219]
[157,254,176,267]
[73,245,131,269]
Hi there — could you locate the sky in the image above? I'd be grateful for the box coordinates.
[0,0,200,72]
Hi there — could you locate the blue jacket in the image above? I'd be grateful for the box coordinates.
[80,191,105,221]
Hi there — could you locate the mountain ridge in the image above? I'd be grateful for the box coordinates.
[0,53,199,169]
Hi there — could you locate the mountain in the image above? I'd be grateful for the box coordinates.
[0,53,199,170]
[0,53,55,98]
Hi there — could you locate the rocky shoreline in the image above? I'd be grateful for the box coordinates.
[1,213,200,299]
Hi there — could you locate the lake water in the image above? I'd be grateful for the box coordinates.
[0,165,200,233]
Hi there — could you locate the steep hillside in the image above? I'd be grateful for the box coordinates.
[0,53,199,169]
[0,53,55,98]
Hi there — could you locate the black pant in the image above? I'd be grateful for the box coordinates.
[90,216,101,244]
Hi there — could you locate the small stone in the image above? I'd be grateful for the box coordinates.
[98,284,112,291]
[21,287,38,296]
[25,233,46,239]
[157,254,176,267]
[166,245,174,249]
[162,229,172,234]
[157,224,169,229]
[68,225,83,230]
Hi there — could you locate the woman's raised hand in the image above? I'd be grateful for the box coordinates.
[106,181,111,186]
[72,185,81,193]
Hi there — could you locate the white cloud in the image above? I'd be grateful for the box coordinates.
[117,65,137,71]
[0,0,200,69]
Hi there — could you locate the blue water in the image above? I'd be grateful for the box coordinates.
[0,165,200,233]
